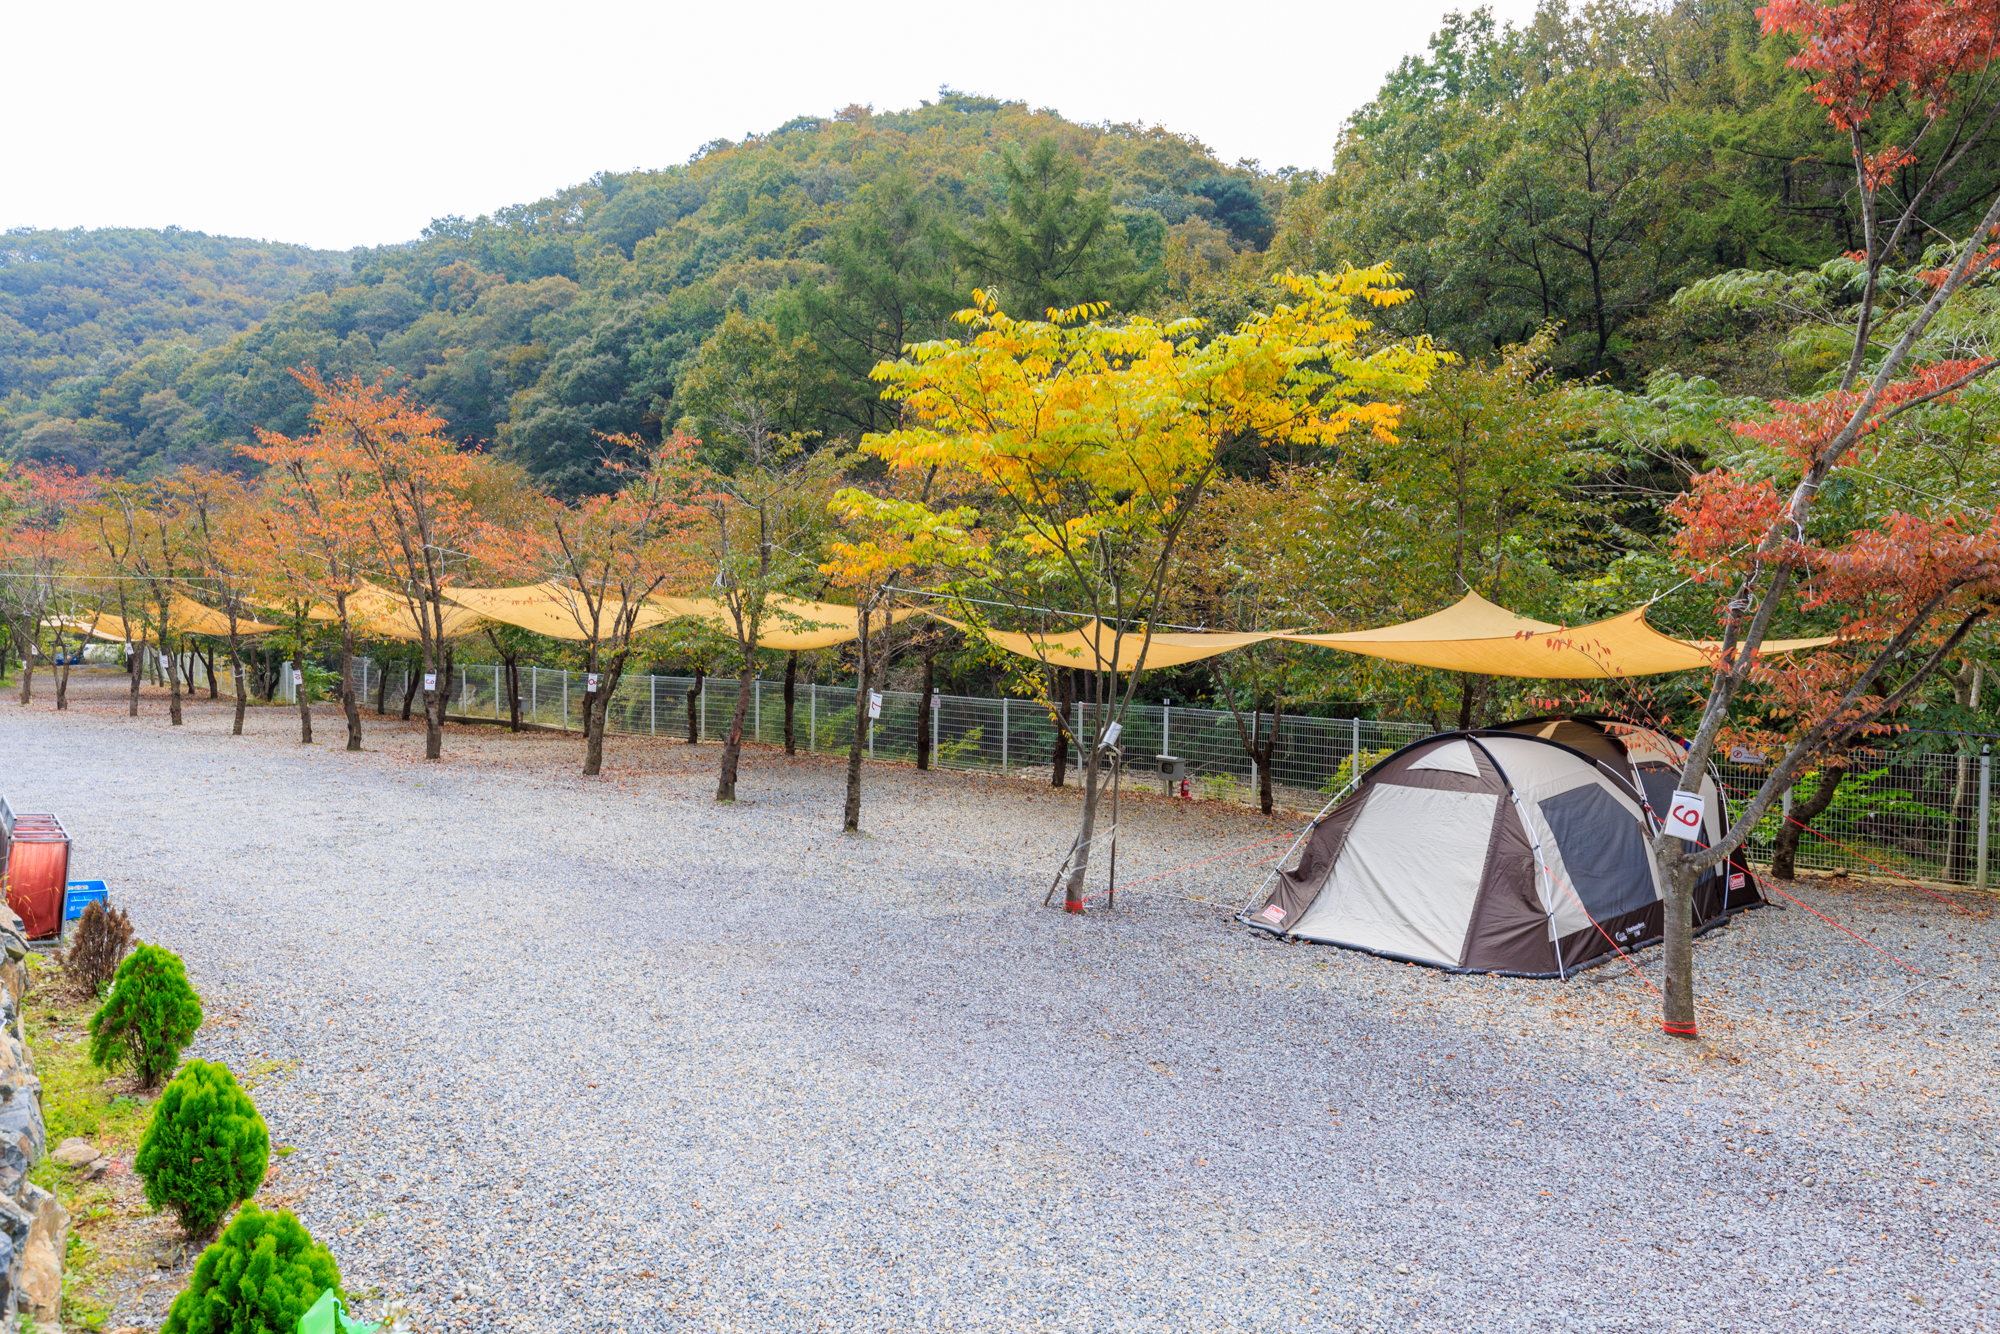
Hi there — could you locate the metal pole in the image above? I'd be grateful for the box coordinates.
[492,665,499,719]
[649,676,656,735]
[755,677,761,739]
[810,682,817,752]
[1352,716,1361,781]
[1001,697,1009,775]
[562,671,570,730]
[932,688,941,761]
[1162,702,1170,756]
[1979,745,1992,890]
[531,666,538,722]
[701,678,708,740]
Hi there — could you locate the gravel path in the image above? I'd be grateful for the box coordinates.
[6,671,1997,1332]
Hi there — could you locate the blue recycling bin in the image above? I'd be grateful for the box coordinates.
[63,881,107,921]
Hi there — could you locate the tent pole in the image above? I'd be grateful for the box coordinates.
[1236,784,1349,920]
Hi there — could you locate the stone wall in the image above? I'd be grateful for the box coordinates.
[0,912,66,1323]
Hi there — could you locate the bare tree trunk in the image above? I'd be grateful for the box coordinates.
[507,658,521,732]
[1050,669,1072,787]
[292,649,311,744]
[843,612,875,832]
[1061,731,1106,913]
[1772,762,1850,880]
[1662,852,1698,1037]
[916,650,935,771]
[686,666,704,743]
[16,640,32,706]
[1256,706,1282,816]
[783,651,798,756]
[54,652,69,711]
[128,640,140,715]
[340,616,362,752]
[375,655,389,717]
[583,657,626,776]
[204,644,219,700]
[230,638,247,736]
[718,654,755,801]
[443,646,456,716]
[422,644,443,760]
[400,658,419,721]
[1456,673,1480,731]
[166,643,183,726]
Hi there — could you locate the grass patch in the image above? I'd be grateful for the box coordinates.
[20,953,164,1331]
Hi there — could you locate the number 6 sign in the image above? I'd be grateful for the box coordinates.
[1667,789,1706,839]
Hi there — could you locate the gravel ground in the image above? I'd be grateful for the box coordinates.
[5,670,1997,1332]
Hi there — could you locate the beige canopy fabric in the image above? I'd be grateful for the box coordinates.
[345,586,488,642]
[442,583,667,642]
[651,595,915,651]
[1276,593,1837,679]
[90,596,279,643]
[928,613,1275,673]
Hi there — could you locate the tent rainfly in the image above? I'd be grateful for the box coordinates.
[1243,717,1764,977]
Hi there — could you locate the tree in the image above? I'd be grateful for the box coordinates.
[242,415,388,751]
[0,465,97,710]
[171,469,267,737]
[282,370,477,761]
[681,331,848,801]
[956,138,1154,318]
[1654,0,2000,1037]
[856,271,1446,905]
[483,433,706,775]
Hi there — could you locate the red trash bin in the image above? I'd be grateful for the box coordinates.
[0,803,67,941]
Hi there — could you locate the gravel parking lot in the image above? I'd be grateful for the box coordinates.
[6,670,1996,1332]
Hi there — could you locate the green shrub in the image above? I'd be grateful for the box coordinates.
[162,1205,343,1334]
[136,1059,270,1238]
[88,943,203,1086]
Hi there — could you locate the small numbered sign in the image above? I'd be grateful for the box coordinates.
[867,690,883,719]
[587,673,600,692]
[1667,789,1706,838]
[424,672,438,691]
[292,669,303,686]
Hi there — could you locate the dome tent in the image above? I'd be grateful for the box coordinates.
[1242,718,1765,977]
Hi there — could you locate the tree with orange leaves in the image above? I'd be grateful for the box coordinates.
[243,409,392,752]
[163,468,273,738]
[0,464,98,710]
[1652,0,2000,1038]
[479,433,708,776]
[265,370,478,761]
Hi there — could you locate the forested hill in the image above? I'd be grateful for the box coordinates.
[0,227,344,401]
[1,0,1908,491]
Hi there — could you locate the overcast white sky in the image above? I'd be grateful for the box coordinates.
[4,0,1541,253]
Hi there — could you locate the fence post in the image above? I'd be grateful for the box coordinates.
[932,688,941,759]
[701,678,708,739]
[755,677,761,739]
[1162,702,1170,756]
[1979,745,1992,891]
[530,666,538,722]
[810,682,817,752]
[1002,697,1009,776]
[562,672,570,731]
[1352,716,1361,779]
[649,676,656,736]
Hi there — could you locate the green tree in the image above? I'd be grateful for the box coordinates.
[956,137,1154,317]
[135,1059,271,1239]
[88,943,204,1087]
[162,1206,343,1334]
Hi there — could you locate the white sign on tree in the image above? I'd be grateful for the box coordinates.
[1667,789,1706,840]
[424,673,438,692]
[867,691,883,719]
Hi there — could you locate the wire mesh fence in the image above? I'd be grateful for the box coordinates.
[326,658,2000,883]
[338,657,1429,812]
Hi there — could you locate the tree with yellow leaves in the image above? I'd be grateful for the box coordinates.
[851,268,1446,910]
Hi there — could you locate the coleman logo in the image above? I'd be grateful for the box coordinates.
[1261,905,1286,923]
[1729,872,1746,890]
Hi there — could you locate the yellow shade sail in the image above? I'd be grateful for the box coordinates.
[1275,593,1837,679]
[650,595,915,651]
[927,613,1274,673]
[90,596,279,642]
[441,583,666,642]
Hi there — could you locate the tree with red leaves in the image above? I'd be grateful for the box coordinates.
[1656,0,2000,1036]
